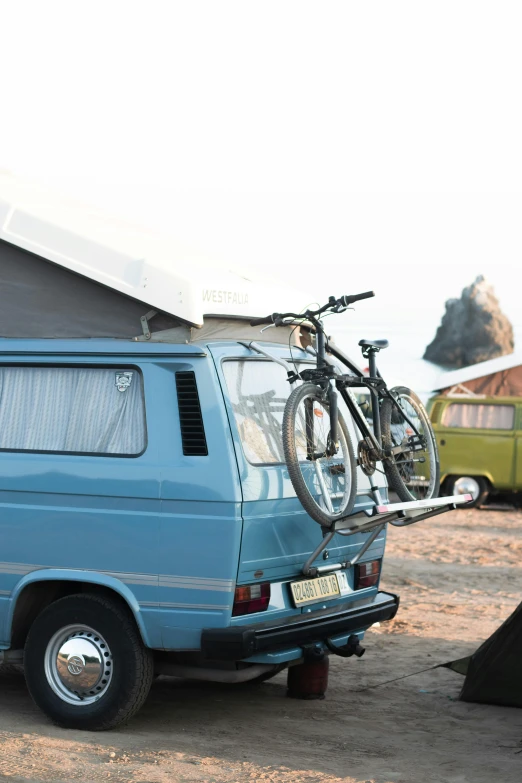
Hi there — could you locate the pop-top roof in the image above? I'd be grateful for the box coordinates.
[0,171,310,328]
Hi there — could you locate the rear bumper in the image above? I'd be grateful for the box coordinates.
[201,590,399,661]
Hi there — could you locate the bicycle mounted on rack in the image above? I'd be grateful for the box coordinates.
[244,291,471,575]
[249,293,437,519]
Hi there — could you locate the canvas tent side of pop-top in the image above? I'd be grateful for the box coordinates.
[0,172,310,340]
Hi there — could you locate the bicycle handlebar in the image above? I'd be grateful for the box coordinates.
[249,291,375,328]
[250,315,276,326]
[339,291,375,306]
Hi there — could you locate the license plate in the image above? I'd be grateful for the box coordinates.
[290,573,341,607]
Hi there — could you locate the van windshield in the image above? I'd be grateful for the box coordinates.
[223,360,311,465]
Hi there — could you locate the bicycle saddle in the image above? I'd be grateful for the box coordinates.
[358,339,389,350]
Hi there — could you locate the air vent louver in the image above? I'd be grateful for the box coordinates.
[176,371,208,456]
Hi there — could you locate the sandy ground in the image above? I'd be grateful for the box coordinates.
[0,506,521,783]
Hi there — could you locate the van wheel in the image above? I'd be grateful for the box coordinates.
[446,476,488,508]
[24,594,153,731]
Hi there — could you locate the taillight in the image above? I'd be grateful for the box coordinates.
[232,583,271,616]
[354,560,381,589]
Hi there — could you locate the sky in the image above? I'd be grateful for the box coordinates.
[0,1,521,391]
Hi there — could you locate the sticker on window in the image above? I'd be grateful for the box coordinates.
[115,371,134,393]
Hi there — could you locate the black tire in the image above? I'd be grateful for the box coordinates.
[380,386,440,502]
[282,382,357,527]
[445,476,488,508]
[24,593,154,731]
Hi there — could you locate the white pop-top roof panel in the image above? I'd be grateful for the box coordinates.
[0,172,312,327]
[434,350,522,390]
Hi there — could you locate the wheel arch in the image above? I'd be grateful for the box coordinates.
[6,570,152,650]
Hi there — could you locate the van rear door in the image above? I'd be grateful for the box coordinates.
[209,343,387,586]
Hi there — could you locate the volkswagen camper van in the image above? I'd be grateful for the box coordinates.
[429,394,522,506]
[0,176,467,729]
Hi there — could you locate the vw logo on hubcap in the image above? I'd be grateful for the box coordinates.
[67,654,85,676]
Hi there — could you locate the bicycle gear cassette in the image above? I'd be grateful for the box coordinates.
[358,440,377,476]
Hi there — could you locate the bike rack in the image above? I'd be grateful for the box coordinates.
[302,493,472,576]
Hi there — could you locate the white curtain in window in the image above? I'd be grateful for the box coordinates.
[443,403,514,430]
[0,367,145,454]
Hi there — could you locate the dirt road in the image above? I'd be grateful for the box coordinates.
[0,506,521,783]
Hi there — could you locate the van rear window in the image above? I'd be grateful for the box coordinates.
[442,403,514,430]
[223,359,358,466]
[0,366,146,455]
[223,360,297,464]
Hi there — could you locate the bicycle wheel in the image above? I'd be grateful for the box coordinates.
[282,382,357,528]
[380,386,440,502]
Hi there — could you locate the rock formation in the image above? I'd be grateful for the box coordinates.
[424,276,514,368]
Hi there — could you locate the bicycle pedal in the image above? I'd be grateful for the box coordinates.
[329,464,345,475]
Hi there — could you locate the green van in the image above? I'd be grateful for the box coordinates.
[428,395,522,506]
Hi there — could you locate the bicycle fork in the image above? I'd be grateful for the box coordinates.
[327,383,339,453]
[304,382,340,460]
[304,385,340,517]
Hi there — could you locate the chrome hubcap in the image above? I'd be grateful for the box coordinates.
[454,476,481,501]
[44,625,113,705]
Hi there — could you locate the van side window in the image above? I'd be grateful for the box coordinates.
[0,367,146,455]
[442,403,514,430]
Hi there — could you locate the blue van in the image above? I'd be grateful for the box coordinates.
[0,178,467,729]
[0,331,402,728]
